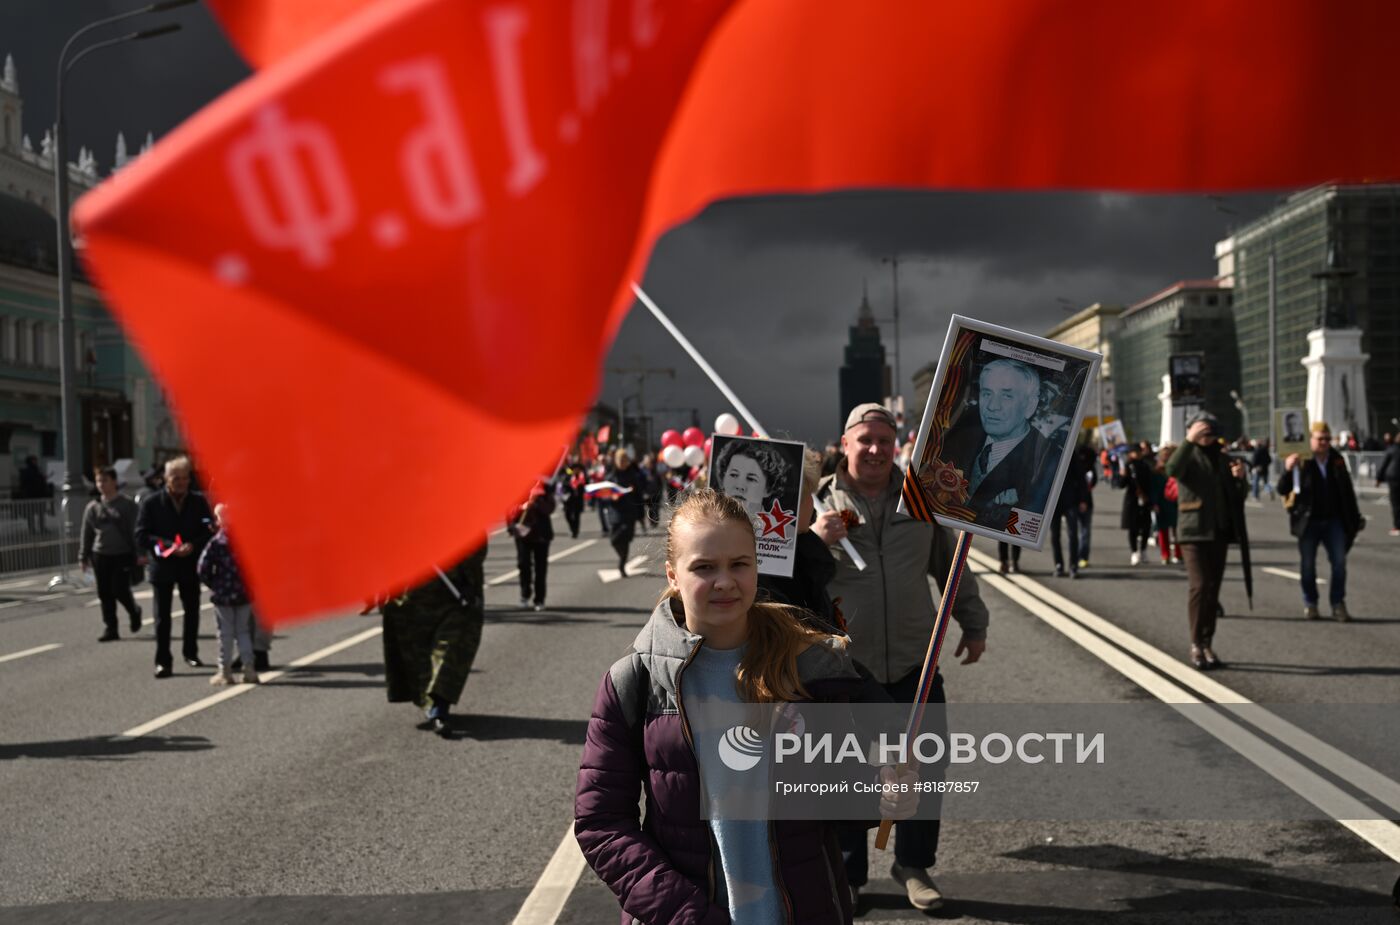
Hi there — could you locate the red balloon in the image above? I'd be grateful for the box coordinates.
[703,437,712,455]
[660,429,683,448]
[682,426,705,447]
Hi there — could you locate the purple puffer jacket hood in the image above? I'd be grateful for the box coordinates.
[575,599,867,925]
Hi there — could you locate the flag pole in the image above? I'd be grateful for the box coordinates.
[874,528,972,851]
[632,282,865,570]
[631,282,768,436]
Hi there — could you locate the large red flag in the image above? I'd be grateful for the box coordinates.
[203,0,379,66]
[75,0,1400,622]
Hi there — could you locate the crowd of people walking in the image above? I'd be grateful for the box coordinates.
[54,402,1392,923]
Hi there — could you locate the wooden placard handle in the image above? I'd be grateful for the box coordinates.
[875,530,972,851]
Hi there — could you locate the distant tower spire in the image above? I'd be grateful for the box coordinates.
[857,280,875,323]
[141,130,154,155]
[114,132,129,169]
[1,54,17,93]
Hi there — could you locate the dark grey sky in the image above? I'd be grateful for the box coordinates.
[629,190,1276,443]
[4,3,1282,447]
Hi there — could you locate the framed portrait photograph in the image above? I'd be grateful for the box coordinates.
[900,316,1101,549]
[709,434,806,577]
[1098,419,1128,450]
[1274,407,1309,457]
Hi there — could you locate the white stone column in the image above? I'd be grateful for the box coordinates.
[1302,327,1370,436]
[1158,373,1190,447]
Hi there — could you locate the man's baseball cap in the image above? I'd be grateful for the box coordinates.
[1186,410,1219,430]
[844,403,898,432]
[1311,420,1331,435]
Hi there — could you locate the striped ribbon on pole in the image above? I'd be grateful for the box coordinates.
[874,528,973,851]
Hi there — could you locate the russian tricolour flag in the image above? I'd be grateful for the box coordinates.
[585,482,633,502]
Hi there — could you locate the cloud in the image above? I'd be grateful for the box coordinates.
[606,190,1282,446]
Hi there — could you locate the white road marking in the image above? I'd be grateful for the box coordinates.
[968,549,1400,861]
[116,626,384,740]
[1261,565,1324,584]
[0,643,62,664]
[974,551,1400,815]
[598,555,648,584]
[0,576,47,591]
[0,592,69,610]
[87,588,156,608]
[509,826,587,925]
[487,539,599,588]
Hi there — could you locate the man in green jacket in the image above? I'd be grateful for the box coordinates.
[1164,412,1249,670]
[382,546,487,737]
[813,402,990,913]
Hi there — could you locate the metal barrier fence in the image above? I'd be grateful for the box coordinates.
[1341,451,1389,485]
[0,497,80,577]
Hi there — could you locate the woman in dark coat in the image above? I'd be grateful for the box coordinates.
[604,449,648,575]
[508,481,555,610]
[1119,444,1154,565]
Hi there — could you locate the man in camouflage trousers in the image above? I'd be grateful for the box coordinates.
[382,545,487,737]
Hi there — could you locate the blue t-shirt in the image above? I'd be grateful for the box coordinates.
[681,643,783,924]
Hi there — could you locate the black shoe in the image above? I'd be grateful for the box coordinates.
[128,606,142,633]
[618,560,628,578]
[98,630,119,642]
[1053,564,1066,578]
[1202,647,1223,670]
[230,656,243,672]
[184,656,205,668]
[154,665,172,679]
[254,651,270,672]
[1189,646,1208,670]
[419,698,451,735]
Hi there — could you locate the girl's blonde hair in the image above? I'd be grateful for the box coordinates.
[661,488,832,703]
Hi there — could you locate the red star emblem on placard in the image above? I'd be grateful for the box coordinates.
[758,500,797,540]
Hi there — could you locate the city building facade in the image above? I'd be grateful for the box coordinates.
[1110,281,1241,443]
[0,51,178,494]
[1217,183,1400,439]
[1043,302,1123,436]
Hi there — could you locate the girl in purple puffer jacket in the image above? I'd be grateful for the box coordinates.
[575,490,916,924]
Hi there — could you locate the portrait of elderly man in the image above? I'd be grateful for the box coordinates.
[939,357,1054,526]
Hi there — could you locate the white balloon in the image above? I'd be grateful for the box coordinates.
[715,412,741,436]
[684,444,706,468]
[662,444,686,468]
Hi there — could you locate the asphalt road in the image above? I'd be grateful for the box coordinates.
[1,493,1397,924]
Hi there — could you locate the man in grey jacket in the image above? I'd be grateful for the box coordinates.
[812,402,990,913]
[80,466,144,641]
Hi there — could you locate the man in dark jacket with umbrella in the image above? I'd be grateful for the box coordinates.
[136,456,216,678]
[1165,412,1250,671]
